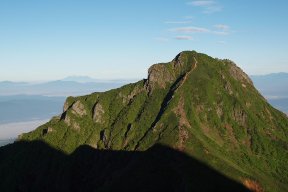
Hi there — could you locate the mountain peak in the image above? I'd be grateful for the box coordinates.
[61,76,97,83]
[1,51,288,192]
[146,51,197,92]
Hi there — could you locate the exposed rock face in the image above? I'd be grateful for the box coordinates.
[233,107,247,126]
[223,59,253,85]
[63,113,71,125]
[216,106,223,118]
[172,52,185,68]
[119,86,144,104]
[42,127,53,135]
[71,101,87,117]
[173,97,190,151]
[224,81,233,95]
[63,114,81,131]
[146,64,174,91]
[63,100,70,112]
[145,52,192,92]
[93,103,105,124]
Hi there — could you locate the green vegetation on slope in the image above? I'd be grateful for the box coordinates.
[6,51,288,192]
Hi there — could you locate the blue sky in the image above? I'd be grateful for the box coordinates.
[0,0,288,81]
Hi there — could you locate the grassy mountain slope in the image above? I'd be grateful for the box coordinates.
[1,51,288,192]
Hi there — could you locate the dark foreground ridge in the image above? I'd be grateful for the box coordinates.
[0,141,249,192]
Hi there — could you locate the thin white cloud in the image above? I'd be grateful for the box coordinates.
[167,24,231,41]
[170,26,209,33]
[187,0,222,13]
[175,36,193,40]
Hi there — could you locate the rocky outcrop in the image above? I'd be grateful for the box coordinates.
[223,59,253,85]
[93,103,105,124]
[71,101,87,117]
[119,86,144,104]
[224,81,233,95]
[232,107,247,126]
[42,127,53,135]
[173,97,191,151]
[63,100,70,112]
[63,114,81,131]
[146,64,175,92]
[145,52,193,93]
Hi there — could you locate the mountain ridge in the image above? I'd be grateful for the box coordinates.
[1,51,288,192]
[251,73,288,98]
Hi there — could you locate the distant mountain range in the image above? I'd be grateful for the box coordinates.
[0,77,136,96]
[251,73,288,114]
[61,76,132,83]
[251,72,288,98]
[61,76,101,83]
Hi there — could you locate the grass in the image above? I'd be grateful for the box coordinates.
[18,51,288,192]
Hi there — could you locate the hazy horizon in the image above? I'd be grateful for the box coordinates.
[1,72,288,83]
[0,75,140,83]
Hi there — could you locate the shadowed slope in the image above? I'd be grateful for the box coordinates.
[0,141,250,192]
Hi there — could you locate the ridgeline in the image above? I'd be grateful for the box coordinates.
[1,51,287,192]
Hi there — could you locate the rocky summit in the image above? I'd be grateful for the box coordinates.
[0,51,287,192]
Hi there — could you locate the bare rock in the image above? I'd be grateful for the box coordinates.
[42,127,53,136]
[64,115,71,126]
[93,103,105,124]
[173,97,191,151]
[63,115,80,131]
[119,86,144,104]
[71,100,87,117]
[63,97,74,112]
[224,60,253,85]
[71,122,80,131]
[172,52,185,68]
[216,106,223,118]
[63,100,70,112]
[224,82,233,95]
[146,64,174,91]
[232,107,247,126]
[145,52,194,93]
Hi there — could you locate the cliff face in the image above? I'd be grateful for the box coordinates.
[1,51,288,192]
